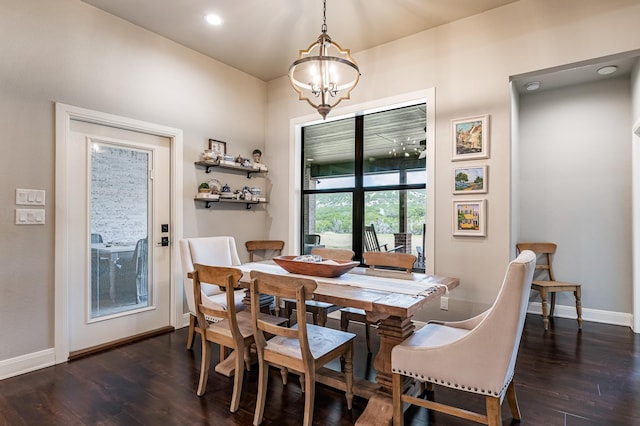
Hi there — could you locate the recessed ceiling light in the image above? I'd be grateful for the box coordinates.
[597,65,618,75]
[204,14,223,26]
[525,81,541,91]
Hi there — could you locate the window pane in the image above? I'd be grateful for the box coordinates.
[363,189,425,265]
[303,117,355,191]
[363,104,426,187]
[90,143,149,319]
[302,193,353,253]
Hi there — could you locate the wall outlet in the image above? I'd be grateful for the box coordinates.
[440,296,449,310]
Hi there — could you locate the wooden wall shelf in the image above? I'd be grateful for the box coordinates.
[194,160,267,178]
[194,198,267,210]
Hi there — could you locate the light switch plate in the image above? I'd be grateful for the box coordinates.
[16,189,46,206]
[16,208,45,225]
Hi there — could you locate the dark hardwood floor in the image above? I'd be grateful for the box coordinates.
[0,314,638,425]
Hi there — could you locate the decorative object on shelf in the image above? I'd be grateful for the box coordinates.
[452,115,490,161]
[201,149,217,161]
[272,255,359,278]
[453,165,488,194]
[252,149,262,164]
[198,182,210,193]
[207,178,222,194]
[240,186,253,200]
[208,139,227,158]
[288,0,360,120]
[453,199,486,237]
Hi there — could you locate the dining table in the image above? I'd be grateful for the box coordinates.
[235,260,460,426]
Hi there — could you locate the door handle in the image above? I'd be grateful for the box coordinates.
[157,237,170,247]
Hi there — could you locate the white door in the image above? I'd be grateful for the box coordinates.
[67,120,172,352]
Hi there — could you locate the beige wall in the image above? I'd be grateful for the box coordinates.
[0,0,267,362]
[3,0,640,369]
[265,0,640,316]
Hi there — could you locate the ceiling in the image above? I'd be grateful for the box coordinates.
[80,0,521,82]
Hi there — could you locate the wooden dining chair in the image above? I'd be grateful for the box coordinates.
[192,264,286,412]
[249,270,355,426]
[364,224,403,252]
[391,250,536,426]
[516,242,582,330]
[340,251,416,353]
[245,240,285,316]
[281,247,354,328]
[245,240,285,262]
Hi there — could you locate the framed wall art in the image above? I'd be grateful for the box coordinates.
[453,165,488,194]
[453,199,486,236]
[451,114,489,161]
[208,139,227,157]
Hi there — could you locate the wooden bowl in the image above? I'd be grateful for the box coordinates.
[272,256,359,278]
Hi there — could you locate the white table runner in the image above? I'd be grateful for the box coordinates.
[239,262,447,297]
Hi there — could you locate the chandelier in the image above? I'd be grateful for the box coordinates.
[288,0,360,119]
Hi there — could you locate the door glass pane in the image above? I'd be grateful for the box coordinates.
[303,117,355,191]
[363,188,426,269]
[89,142,150,319]
[302,192,353,253]
[363,105,426,188]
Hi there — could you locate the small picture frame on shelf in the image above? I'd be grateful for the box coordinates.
[453,199,486,237]
[208,139,227,158]
[452,114,489,161]
[453,165,487,194]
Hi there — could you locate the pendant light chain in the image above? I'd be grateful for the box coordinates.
[321,0,327,33]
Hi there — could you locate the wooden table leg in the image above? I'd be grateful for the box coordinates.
[355,315,415,426]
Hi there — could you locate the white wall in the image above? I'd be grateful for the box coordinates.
[0,0,266,362]
[631,58,640,331]
[519,77,632,314]
[265,0,640,318]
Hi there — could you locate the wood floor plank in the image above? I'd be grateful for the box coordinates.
[0,315,638,425]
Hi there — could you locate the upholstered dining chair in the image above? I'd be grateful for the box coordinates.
[281,247,354,327]
[179,236,246,350]
[191,264,286,412]
[249,270,355,426]
[341,251,416,353]
[516,242,582,330]
[391,250,536,426]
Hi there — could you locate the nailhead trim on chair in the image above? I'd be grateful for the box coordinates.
[392,368,513,397]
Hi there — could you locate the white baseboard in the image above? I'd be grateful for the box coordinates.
[527,302,633,328]
[0,348,56,380]
[330,302,634,329]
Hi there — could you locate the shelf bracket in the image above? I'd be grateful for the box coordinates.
[205,201,214,208]
[205,165,214,174]
[246,203,252,209]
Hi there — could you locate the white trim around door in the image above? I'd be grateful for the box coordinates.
[54,103,184,363]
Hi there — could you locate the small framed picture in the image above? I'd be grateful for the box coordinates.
[453,165,488,194]
[453,199,486,237]
[452,115,489,161]
[208,139,227,157]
